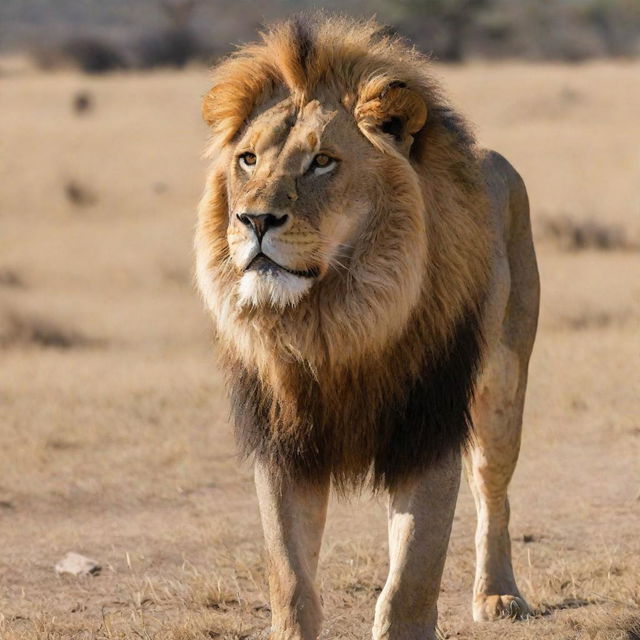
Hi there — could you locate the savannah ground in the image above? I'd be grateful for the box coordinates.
[0,60,638,639]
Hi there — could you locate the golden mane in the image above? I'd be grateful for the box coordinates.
[204,15,460,155]
[196,14,493,490]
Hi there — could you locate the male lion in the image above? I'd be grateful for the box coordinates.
[196,15,539,640]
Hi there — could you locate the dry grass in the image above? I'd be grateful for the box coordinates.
[0,309,95,349]
[0,60,638,639]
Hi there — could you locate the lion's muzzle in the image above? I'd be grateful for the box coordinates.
[237,212,288,243]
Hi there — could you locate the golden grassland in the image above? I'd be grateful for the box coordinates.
[0,60,638,639]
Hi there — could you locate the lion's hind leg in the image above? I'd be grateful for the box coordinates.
[464,343,530,622]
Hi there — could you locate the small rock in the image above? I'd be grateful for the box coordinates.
[55,552,101,576]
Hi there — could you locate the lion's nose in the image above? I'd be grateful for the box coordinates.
[237,213,288,243]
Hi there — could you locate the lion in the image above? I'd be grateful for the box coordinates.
[196,14,539,640]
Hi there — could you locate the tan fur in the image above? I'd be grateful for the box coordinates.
[196,14,539,639]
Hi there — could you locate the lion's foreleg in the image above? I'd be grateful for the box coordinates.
[372,450,461,640]
[255,461,329,640]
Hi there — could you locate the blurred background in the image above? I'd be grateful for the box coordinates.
[2,0,640,68]
[0,2,639,639]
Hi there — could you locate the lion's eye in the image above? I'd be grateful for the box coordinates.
[239,152,257,171]
[310,154,337,176]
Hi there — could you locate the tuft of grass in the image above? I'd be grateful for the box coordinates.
[0,268,25,288]
[190,577,241,612]
[561,308,633,331]
[0,309,95,349]
[72,91,94,116]
[64,180,98,207]
[538,216,635,251]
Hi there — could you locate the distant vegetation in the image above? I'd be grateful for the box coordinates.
[386,0,640,62]
[538,215,638,252]
[2,0,639,71]
[27,0,216,72]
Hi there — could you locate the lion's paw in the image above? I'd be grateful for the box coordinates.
[473,594,529,621]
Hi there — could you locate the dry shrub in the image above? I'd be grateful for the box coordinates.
[62,38,127,73]
[538,216,634,251]
[31,37,127,74]
[133,0,215,69]
[561,309,632,331]
[0,310,92,349]
[72,91,94,116]
[135,28,213,69]
[30,31,214,74]
[26,0,212,73]
[64,180,97,207]
[0,269,25,288]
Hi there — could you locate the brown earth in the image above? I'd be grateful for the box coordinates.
[0,61,638,639]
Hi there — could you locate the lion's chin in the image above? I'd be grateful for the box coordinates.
[237,269,314,310]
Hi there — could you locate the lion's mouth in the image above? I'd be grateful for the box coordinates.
[245,253,319,279]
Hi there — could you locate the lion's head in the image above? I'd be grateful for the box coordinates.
[211,72,429,311]
[196,15,492,488]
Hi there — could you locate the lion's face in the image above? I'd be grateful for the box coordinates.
[225,96,374,309]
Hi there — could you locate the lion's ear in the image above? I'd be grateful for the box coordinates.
[355,81,427,149]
